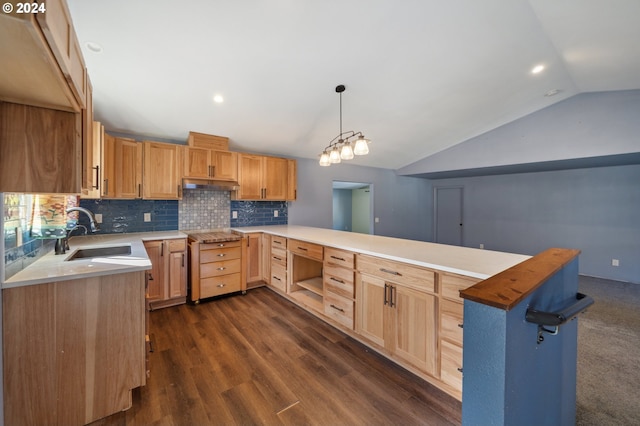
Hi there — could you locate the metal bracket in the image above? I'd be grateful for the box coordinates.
[525,292,594,344]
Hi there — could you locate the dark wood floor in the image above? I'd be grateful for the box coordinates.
[92,287,461,425]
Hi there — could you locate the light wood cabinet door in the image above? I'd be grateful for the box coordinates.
[184,146,212,178]
[0,102,81,193]
[101,132,116,197]
[168,250,187,299]
[237,154,264,199]
[356,273,386,348]
[143,141,182,199]
[390,285,437,375]
[212,150,238,181]
[144,240,164,302]
[263,156,288,200]
[287,159,297,200]
[246,233,262,284]
[261,233,271,283]
[116,138,142,199]
[83,120,102,199]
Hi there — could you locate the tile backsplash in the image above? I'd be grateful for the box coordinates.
[79,199,179,233]
[179,189,231,230]
[230,200,288,227]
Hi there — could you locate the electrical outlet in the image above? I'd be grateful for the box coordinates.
[612,259,620,267]
[144,213,151,222]
[95,213,103,224]
[479,243,484,249]
[232,211,238,219]
[274,210,279,217]
[375,217,380,223]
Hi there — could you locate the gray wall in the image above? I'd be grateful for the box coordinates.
[289,158,433,242]
[433,164,640,283]
[332,189,352,231]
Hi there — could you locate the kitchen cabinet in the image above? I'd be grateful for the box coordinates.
[187,131,229,151]
[269,235,287,293]
[288,239,324,312]
[184,147,238,181]
[323,247,355,329]
[81,79,95,197]
[235,153,291,200]
[190,239,243,301]
[261,233,271,284]
[356,254,437,376]
[2,271,146,425]
[144,238,187,309]
[438,273,478,395]
[0,101,81,193]
[82,120,103,199]
[245,233,263,286]
[0,0,86,112]
[143,141,183,200]
[102,134,142,199]
[287,159,297,200]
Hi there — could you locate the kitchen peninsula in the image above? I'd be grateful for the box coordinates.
[232,225,530,399]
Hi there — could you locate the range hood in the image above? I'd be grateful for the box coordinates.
[182,178,239,191]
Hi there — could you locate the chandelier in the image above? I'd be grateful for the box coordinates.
[319,85,370,166]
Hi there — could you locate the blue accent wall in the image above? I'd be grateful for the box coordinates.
[230,200,288,227]
[78,199,179,233]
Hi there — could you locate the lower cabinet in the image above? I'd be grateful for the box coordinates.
[2,272,146,425]
[245,233,263,287]
[323,247,355,330]
[356,254,437,377]
[190,240,243,301]
[144,238,187,309]
[269,235,287,292]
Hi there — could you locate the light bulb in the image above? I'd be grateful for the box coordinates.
[329,146,341,163]
[353,136,370,155]
[340,141,354,160]
[319,151,331,166]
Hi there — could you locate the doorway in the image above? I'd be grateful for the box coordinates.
[434,186,463,246]
[332,181,373,234]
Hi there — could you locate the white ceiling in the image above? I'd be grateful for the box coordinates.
[67,0,640,170]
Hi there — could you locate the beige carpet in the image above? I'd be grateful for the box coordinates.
[576,276,640,425]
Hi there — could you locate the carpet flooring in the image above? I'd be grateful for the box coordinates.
[576,276,640,425]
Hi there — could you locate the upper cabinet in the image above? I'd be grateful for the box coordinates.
[183,147,237,182]
[235,154,294,201]
[0,0,87,112]
[102,134,142,199]
[0,102,81,193]
[143,141,183,200]
[82,120,103,199]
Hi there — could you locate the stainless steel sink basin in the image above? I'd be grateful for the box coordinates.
[66,245,132,261]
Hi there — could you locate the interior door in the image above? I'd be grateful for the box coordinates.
[434,186,463,246]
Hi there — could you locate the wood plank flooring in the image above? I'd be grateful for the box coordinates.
[91,287,461,425]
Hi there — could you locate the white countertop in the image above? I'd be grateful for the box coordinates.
[3,231,187,289]
[232,225,530,279]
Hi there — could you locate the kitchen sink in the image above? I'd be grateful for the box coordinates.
[66,245,132,261]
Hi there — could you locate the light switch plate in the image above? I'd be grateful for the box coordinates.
[95,213,103,224]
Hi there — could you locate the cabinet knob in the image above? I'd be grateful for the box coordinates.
[217,283,226,288]
[217,267,226,271]
[217,253,226,257]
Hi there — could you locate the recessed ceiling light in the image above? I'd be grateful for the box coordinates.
[85,42,103,53]
[531,64,545,74]
[213,94,224,103]
[544,89,561,97]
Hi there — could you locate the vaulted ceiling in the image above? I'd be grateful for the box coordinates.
[67,0,640,170]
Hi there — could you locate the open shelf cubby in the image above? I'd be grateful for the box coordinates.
[290,253,324,312]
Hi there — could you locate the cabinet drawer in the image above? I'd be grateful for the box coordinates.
[441,274,479,301]
[201,259,241,278]
[324,274,354,299]
[270,263,287,292]
[288,239,323,261]
[168,238,186,252]
[324,247,355,269]
[324,291,354,330]
[271,235,287,249]
[440,299,463,346]
[357,254,435,293]
[271,246,287,266]
[440,340,463,391]
[200,240,241,250]
[200,273,241,298]
[200,246,241,263]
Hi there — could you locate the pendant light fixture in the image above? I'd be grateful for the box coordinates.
[319,85,371,166]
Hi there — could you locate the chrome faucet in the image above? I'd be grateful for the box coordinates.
[55,207,100,255]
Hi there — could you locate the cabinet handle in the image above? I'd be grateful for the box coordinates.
[273,256,282,261]
[93,165,100,190]
[384,283,389,306]
[208,165,212,177]
[177,184,181,198]
[217,283,226,288]
[138,183,142,198]
[458,323,464,329]
[330,277,345,284]
[380,268,401,276]
[330,304,345,313]
[297,247,308,251]
[217,267,226,271]
[330,256,346,262]
[389,285,396,308]
[104,179,109,195]
[160,243,164,257]
[217,253,226,257]
[148,273,154,281]
[217,243,225,247]
[457,368,463,373]
[273,240,282,245]
[272,276,281,281]
[182,253,185,267]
